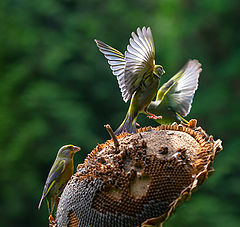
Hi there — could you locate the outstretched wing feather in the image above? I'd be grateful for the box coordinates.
[124,27,155,98]
[158,59,202,117]
[95,39,131,102]
[95,27,156,102]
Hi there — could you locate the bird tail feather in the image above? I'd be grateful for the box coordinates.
[115,113,137,135]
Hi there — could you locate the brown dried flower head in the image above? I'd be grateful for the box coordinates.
[55,120,222,227]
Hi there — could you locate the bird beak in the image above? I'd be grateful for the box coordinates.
[73,146,81,153]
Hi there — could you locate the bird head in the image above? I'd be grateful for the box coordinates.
[154,65,165,78]
[57,144,81,158]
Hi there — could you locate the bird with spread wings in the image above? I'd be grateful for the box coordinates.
[95,27,165,135]
[146,59,202,124]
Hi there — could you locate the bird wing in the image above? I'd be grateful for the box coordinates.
[94,40,130,102]
[124,27,155,100]
[156,59,202,117]
[38,159,66,209]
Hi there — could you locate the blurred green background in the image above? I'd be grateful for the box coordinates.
[0,0,239,226]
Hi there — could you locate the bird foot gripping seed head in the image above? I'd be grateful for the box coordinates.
[55,120,222,227]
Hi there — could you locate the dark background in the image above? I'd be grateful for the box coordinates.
[0,0,239,226]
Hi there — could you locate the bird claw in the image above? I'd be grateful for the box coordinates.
[49,214,56,226]
[147,115,162,120]
[145,111,162,120]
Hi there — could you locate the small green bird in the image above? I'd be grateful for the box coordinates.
[38,144,80,215]
[95,27,165,135]
[146,59,202,124]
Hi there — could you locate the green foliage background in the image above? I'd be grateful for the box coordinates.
[0,0,239,226]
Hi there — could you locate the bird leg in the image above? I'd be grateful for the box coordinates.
[145,111,162,120]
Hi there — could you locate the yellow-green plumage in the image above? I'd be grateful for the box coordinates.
[146,59,202,124]
[116,69,161,134]
[38,145,80,215]
[95,27,165,134]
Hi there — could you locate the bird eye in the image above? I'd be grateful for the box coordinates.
[156,66,165,75]
[68,145,74,151]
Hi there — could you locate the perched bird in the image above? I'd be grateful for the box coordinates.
[95,27,165,135]
[146,59,202,124]
[38,145,80,215]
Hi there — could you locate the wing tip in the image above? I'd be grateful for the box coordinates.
[94,39,100,44]
[184,59,202,75]
[188,59,202,67]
